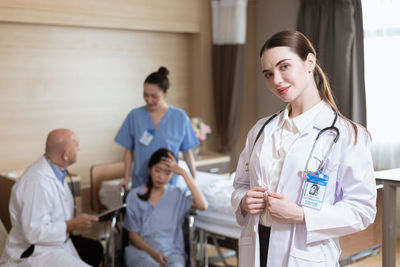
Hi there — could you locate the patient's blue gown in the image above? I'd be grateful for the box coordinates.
[123,184,192,267]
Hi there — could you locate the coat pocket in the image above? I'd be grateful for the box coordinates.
[288,245,327,267]
[321,239,341,264]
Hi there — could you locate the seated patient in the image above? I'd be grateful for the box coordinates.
[123,148,208,267]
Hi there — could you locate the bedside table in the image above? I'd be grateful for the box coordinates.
[194,151,231,175]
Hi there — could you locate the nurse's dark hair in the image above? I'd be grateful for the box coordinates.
[144,66,170,93]
[260,30,363,143]
[138,148,176,201]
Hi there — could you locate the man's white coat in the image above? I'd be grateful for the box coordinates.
[0,156,88,267]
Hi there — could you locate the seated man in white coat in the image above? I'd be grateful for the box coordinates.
[0,129,103,267]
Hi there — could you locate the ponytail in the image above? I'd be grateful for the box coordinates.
[138,176,153,201]
[314,64,361,143]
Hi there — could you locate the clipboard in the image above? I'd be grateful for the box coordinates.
[97,203,126,222]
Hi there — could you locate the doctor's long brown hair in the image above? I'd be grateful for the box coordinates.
[259,30,364,143]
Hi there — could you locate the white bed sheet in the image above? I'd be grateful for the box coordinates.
[194,171,240,239]
[98,164,241,239]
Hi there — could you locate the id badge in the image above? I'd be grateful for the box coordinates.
[139,129,154,146]
[300,171,328,210]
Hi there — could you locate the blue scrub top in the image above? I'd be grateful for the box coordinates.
[123,185,193,261]
[114,105,199,188]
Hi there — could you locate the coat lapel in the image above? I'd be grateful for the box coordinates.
[40,156,73,219]
[249,112,284,188]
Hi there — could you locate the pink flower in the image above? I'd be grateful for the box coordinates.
[191,117,211,142]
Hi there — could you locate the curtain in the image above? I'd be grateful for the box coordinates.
[297,0,366,126]
[211,0,247,160]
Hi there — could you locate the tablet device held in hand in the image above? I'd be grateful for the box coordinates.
[97,203,126,222]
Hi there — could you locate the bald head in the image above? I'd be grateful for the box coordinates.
[45,129,79,168]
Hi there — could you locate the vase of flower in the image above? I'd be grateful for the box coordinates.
[191,117,211,158]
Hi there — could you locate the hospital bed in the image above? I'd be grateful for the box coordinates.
[190,172,239,266]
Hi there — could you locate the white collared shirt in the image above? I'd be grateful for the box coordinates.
[259,101,324,226]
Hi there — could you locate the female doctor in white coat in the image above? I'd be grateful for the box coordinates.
[231,30,377,267]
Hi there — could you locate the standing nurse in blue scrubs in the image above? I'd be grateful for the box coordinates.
[115,66,199,189]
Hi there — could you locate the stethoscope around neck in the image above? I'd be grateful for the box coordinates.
[304,109,340,176]
[65,169,77,217]
[245,108,340,174]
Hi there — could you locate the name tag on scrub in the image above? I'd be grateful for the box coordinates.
[300,171,328,210]
[139,129,155,146]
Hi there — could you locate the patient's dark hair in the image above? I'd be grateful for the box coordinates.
[144,66,170,93]
[138,148,176,201]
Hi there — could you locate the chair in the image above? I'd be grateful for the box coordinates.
[0,174,18,232]
[90,162,125,212]
[104,207,196,267]
[0,218,8,257]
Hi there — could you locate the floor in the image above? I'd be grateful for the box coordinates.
[347,240,400,267]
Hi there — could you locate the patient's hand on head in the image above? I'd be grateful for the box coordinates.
[161,152,186,177]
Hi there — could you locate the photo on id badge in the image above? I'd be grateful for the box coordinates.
[304,182,323,201]
[301,153,328,209]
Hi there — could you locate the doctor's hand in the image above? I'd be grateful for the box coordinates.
[240,187,268,215]
[266,192,305,223]
[66,213,98,232]
[151,251,168,267]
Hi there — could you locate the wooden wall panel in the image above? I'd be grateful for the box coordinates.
[0,0,200,33]
[0,22,191,185]
[188,0,215,152]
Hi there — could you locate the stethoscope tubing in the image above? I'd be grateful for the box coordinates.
[305,110,340,175]
[245,107,340,175]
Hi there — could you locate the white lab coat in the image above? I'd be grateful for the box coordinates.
[0,156,89,267]
[231,102,377,267]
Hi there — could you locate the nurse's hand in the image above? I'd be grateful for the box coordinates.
[266,192,305,223]
[240,187,268,215]
[151,251,168,267]
[118,177,130,190]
